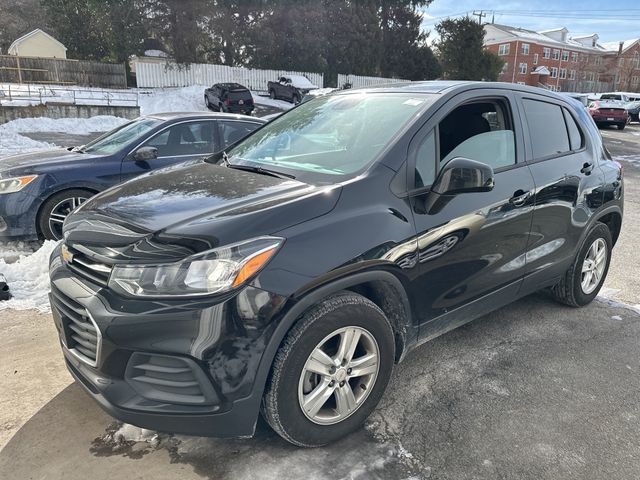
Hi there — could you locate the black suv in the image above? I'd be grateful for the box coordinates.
[50,81,623,447]
[204,83,254,115]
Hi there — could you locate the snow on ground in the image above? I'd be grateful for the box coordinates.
[613,154,640,166]
[0,240,59,312]
[0,131,54,157]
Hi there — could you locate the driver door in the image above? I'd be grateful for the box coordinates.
[121,120,219,182]
[405,90,536,341]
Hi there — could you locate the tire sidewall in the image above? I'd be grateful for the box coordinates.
[38,189,93,240]
[268,296,394,446]
[571,223,612,305]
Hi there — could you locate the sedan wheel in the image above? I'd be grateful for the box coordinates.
[580,238,607,295]
[38,189,93,240]
[298,326,379,425]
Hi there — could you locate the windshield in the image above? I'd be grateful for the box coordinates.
[227,93,432,183]
[83,117,163,155]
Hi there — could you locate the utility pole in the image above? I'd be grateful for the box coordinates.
[472,10,486,24]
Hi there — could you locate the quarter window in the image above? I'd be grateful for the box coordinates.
[522,99,570,159]
[413,130,436,189]
[219,121,260,148]
[563,108,583,151]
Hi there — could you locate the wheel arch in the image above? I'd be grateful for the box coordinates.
[34,186,100,237]
[596,209,622,246]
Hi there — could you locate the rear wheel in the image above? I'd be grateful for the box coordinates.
[269,89,276,100]
[293,93,301,105]
[204,96,211,109]
[262,292,395,447]
[617,122,626,130]
[551,222,612,307]
[38,189,93,240]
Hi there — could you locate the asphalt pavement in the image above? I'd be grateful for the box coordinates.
[0,123,639,480]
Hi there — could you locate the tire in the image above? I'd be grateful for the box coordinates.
[269,89,276,100]
[551,222,612,307]
[617,122,626,130]
[262,292,395,447]
[293,93,301,105]
[204,96,211,110]
[218,103,226,113]
[38,189,93,240]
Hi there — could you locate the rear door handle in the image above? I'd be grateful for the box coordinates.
[581,162,594,174]
[509,189,531,207]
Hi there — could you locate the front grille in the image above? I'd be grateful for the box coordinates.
[65,245,113,287]
[51,288,101,366]
[125,353,218,405]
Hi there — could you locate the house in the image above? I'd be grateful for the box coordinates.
[483,24,629,93]
[600,39,640,92]
[7,29,67,59]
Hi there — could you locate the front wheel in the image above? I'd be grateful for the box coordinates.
[262,292,395,447]
[38,189,93,240]
[551,222,612,307]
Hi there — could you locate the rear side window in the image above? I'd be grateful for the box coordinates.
[563,108,583,151]
[522,99,570,159]
[219,121,260,147]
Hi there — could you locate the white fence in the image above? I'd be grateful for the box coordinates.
[134,60,324,92]
[337,74,412,89]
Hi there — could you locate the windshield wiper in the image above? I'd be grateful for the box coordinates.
[226,163,296,180]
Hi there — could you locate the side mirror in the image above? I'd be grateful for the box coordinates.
[133,146,158,162]
[432,157,494,196]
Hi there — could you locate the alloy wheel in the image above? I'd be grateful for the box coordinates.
[298,326,380,425]
[581,238,607,294]
[48,196,87,239]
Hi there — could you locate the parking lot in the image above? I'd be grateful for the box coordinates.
[1,124,640,480]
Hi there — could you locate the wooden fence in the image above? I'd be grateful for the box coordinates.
[0,55,127,88]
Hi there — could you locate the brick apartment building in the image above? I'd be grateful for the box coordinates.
[483,24,640,93]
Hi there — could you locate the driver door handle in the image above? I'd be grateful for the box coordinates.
[509,189,531,207]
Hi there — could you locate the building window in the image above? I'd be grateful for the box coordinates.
[543,47,551,59]
[548,85,557,92]
[570,69,576,80]
[595,56,602,66]
[550,67,558,78]
[533,53,539,65]
[519,62,528,74]
[571,52,578,62]
[619,58,625,66]
[562,51,569,62]
[560,68,567,79]
[498,44,510,55]
[634,53,640,69]
[632,75,639,86]
[553,49,560,60]
[517,81,526,85]
[521,43,530,55]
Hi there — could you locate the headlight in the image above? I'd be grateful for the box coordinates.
[108,236,284,297]
[0,175,38,194]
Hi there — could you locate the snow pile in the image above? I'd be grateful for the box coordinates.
[1,115,128,135]
[112,423,159,444]
[0,131,54,157]
[138,85,209,115]
[0,240,58,312]
[596,287,640,315]
[0,241,42,263]
[251,92,294,111]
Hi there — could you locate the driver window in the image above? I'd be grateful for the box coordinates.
[438,100,516,170]
[143,121,217,157]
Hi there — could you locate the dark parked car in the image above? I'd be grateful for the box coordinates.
[268,75,318,104]
[588,100,629,129]
[204,83,254,115]
[0,113,265,240]
[624,100,640,123]
[50,82,623,447]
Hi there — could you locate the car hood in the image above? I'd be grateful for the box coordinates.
[64,162,341,261]
[0,148,100,175]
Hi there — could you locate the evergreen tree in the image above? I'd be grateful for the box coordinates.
[435,17,504,81]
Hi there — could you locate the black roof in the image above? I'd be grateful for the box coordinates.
[213,82,249,91]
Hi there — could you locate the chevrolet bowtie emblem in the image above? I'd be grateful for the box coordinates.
[61,244,74,264]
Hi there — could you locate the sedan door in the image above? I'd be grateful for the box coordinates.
[121,120,220,182]
[405,90,536,341]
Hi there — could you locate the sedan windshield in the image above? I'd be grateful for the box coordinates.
[82,117,163,155]
[227,93,433,183]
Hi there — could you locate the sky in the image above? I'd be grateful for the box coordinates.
[421,0,640,44]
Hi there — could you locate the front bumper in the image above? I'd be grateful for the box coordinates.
[0,191,41,240]
[49,244,287,437]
